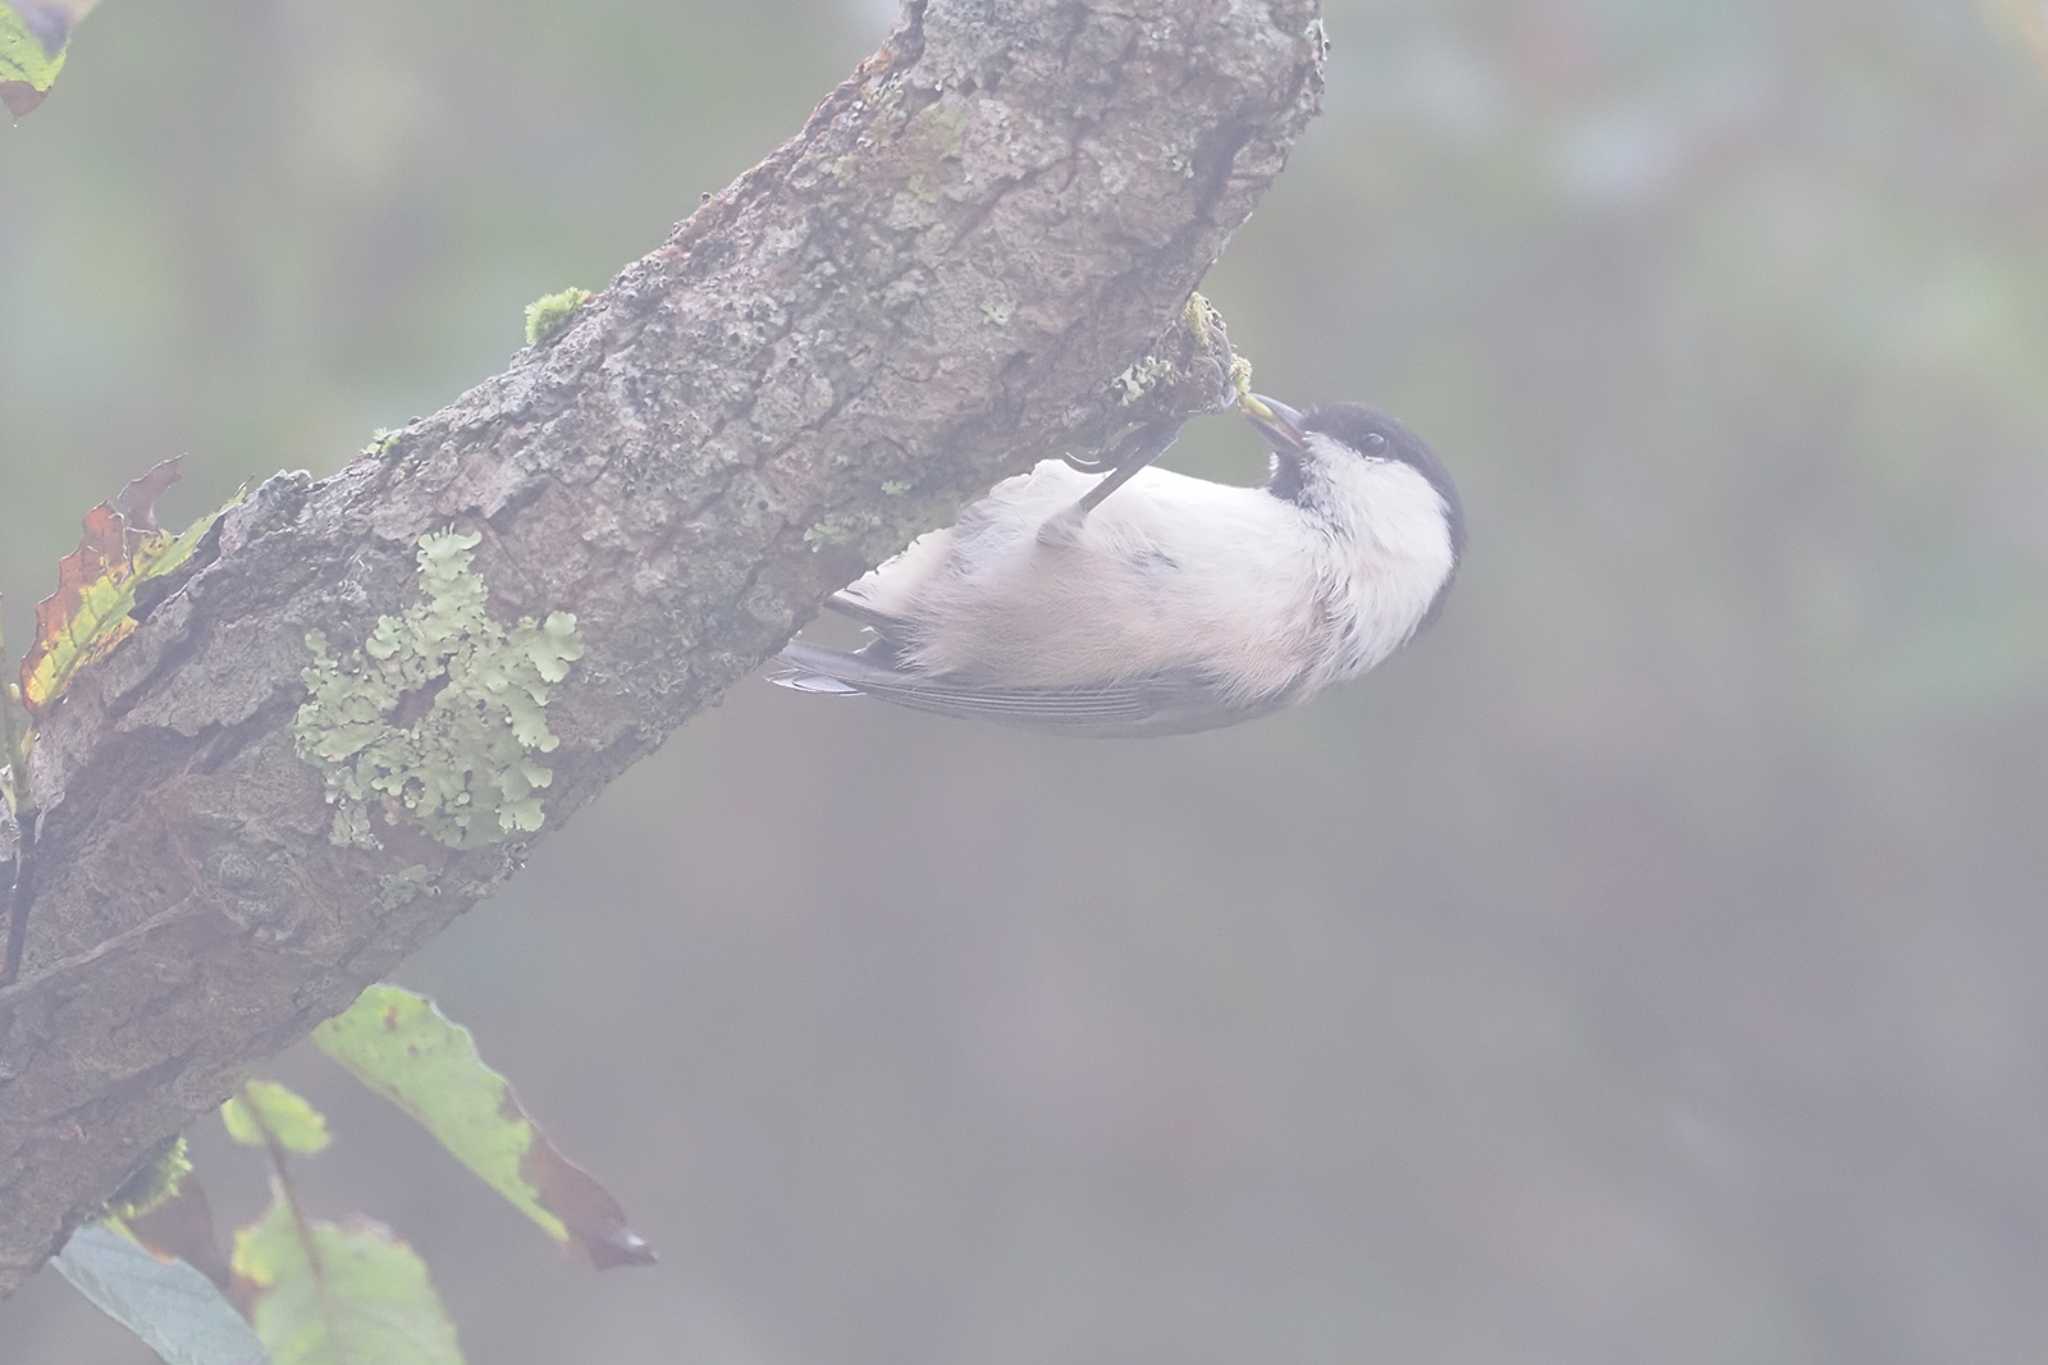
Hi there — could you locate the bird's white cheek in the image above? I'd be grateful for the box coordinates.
[1309,461,1456,678]
[1350,463,1451,563]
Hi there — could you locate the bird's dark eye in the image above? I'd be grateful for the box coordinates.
[1361,432,1388,454]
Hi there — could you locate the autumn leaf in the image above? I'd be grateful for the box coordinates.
[0,0,94,116]
[18,458,230,716]
[232,1182,462,1365]
[313,983,657,1270]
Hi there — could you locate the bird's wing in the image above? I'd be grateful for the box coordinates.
[769,640,1272,738]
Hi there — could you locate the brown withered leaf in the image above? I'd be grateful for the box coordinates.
[508,1088,657,1270]
[18,458,221,716]
[111,456,181,530]
[314,983,657,1270]
[126,1176,233,1293]
[0,82,45,116]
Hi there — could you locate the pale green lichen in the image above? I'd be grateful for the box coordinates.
[1112,293,1240,405]
[1191,291,1256,400]
[805,491,957,560]
[1184,291,1223,346]
[523,288,590,346]
[897,98,969,206]
[378,864,437,910]
[1111,353,1177,405]
[803,514,870,551]
[360,428,400,457]
[906,98,969,157]
[294,531,585,850]
[1229,352,1255,400]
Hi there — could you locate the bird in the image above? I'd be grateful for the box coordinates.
[770,395,1464,737]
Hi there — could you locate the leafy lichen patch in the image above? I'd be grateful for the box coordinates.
[1110,290,1253,406]
[1110,352,1178,405]
[294,531,584,850]
[805,485,961,562]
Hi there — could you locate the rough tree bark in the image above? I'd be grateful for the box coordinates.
[0,0,1324,1293]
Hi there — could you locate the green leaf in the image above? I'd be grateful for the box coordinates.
[52,1223,270,1365]
[221,1081,332,1156]
[313,984,656,1269]
[104,1136,194,1221]
[232,1183,462,1365]
[19,459,241,716]
[0,1,90,116]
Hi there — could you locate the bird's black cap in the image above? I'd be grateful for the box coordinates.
[1244,395,1465,565]
[1300,402,1464,562]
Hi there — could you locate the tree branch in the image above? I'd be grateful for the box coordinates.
[0,0,1323,1293]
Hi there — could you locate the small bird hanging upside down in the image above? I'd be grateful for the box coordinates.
[770,394,1465,737]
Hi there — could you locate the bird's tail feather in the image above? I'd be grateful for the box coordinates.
[766,669,864,696]
[766,640,880,697]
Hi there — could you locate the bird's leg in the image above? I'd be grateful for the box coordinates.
[1042,418,1182,547]
[1060,417,1181,483]
[1076,453,1152,514]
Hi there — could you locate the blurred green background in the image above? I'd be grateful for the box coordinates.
[6,1,2048,1361]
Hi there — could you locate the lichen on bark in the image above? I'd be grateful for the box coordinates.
[294,531,585,850]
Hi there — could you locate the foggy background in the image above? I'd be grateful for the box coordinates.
[6,1,2048,1361]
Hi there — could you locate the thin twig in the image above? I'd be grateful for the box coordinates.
[236,1084,340,1327]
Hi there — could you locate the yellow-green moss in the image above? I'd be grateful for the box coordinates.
[523,288,590,346]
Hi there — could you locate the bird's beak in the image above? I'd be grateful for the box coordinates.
[1240,393,1308,452]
